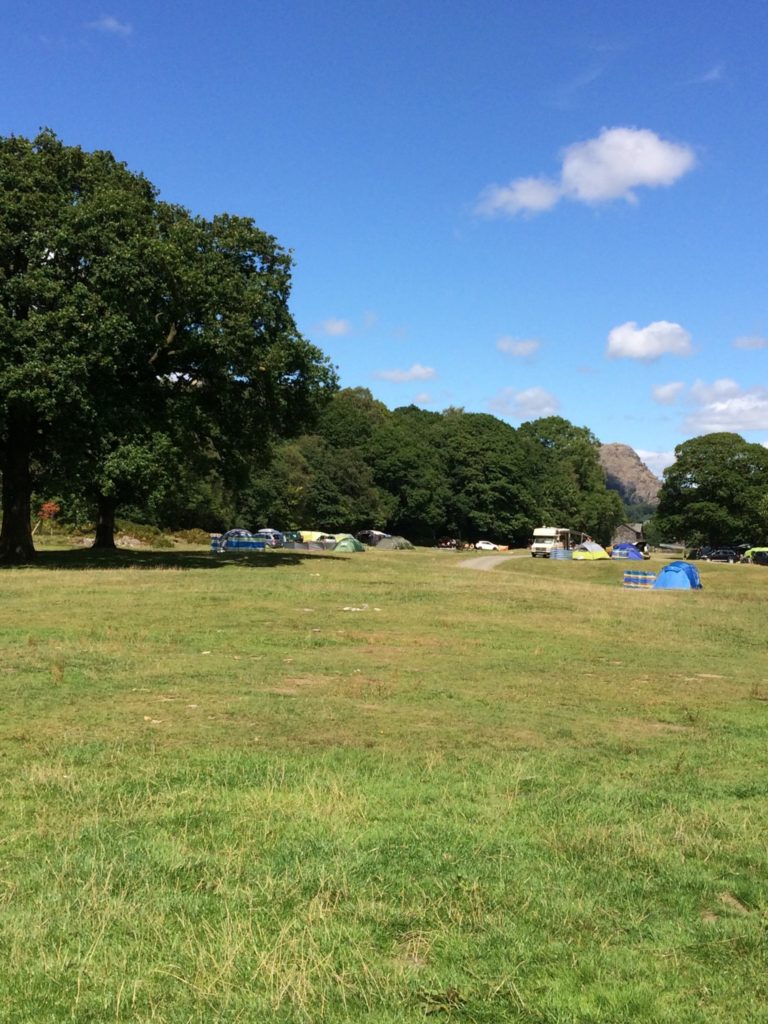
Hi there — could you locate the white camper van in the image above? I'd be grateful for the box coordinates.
[530,526,572,558]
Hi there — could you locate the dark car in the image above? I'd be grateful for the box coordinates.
[753,551,768,567]
[687,546,712,561]
[706,548,740,563]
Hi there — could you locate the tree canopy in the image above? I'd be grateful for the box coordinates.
[241,393,625,545]
[0,131,336,562]
[652,432,768,546]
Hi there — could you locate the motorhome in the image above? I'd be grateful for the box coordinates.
[530,526,577,558]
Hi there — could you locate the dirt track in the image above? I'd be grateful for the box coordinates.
[458,554,526,571]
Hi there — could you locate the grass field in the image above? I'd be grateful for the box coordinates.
[1,547,767,1023]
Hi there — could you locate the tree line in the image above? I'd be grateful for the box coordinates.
[235,391,625,546]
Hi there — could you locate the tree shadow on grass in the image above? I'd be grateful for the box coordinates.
[3,548,347,571]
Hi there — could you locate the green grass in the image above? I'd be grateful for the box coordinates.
[1,548,767,1022]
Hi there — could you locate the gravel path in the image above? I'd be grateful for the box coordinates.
[457,554,526,571]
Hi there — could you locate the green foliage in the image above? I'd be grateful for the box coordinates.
[518,416,624,544]
[623,500,658,522]
[113,518,174,547]
[173,527,212,545]
[652,432,768,546]
[236,396,628,545]
[0,130,336,562]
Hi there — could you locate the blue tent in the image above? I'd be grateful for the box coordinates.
[653,560,702,590]
[611,542,644,560]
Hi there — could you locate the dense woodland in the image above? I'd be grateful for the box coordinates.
[2,132,765,562]
[53,390,626,547]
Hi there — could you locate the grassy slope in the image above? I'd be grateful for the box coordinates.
[0,549,766,1023]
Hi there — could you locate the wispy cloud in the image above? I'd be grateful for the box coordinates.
[607,320,692,361]
[732,334,767,350]
[488,386,559,420]
[86,15,133,36]
[652,381,685,405]
[688,63,725,85]
[476,127,695,217]
[413,392,432,405]
[375,363,436,383]
[548,65,605,110]
[319,317,352,337]
[496,336,540,359]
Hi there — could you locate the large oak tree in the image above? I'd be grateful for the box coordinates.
[0,131,336,562]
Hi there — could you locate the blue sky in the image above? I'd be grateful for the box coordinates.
[7,1,768,474]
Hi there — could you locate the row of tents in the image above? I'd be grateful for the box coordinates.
[211,528,414,554]
[552,541,648,561]
[551,540,704,589]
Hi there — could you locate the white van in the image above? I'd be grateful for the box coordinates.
[530,526,571,558]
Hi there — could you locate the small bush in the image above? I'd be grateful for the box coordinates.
[114,520,174,548]
[173,528,212,545]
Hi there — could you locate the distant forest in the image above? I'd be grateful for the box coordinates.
[78,388,626,547]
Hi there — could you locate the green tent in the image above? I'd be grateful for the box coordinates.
[334,536,365,552]
[376,536,414,550]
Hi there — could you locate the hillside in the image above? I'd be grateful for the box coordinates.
[599,443,662,507]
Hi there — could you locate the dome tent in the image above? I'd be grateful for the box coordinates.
[611,542,643,560]
[572,541,609,561]
[653,561,702,590]
[376,536,414,550]
[334,536,365,552]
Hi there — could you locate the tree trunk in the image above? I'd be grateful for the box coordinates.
[0,414,36,565]
[92,494,117,550]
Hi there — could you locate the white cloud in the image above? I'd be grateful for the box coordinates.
[488,386,560,420]
[413,392,432,405]
[733,334,767,350]
[476,127,695,217]
[634,449,676,476]
[689,378,740,404]
[319,318,352,336]
[375,363,436,383]
[86,15,133,35]
[496,336,540,358]
[607,320,692,361]
[560,127,696,203]
[652,381,685,405]
[685,380,768,432]
[476,178,560,217]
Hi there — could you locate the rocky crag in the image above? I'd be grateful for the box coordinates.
[599,443,661,507]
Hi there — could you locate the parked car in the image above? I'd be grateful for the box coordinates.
[706,548,740,563]
[254,528,284,548]
[687,546,712,561]
[475,540,500,551]
[437,537,461,549]
[753,551,768,566]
